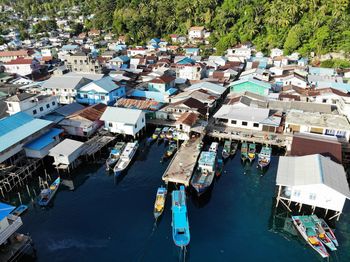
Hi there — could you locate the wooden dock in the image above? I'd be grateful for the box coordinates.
[80,135,115,157]
[162,136,202,186]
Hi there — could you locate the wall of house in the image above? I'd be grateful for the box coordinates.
[24,137,60,158]
[177,66,203,80]
[216,117,263,131]
[77,87,125,105]
[104,113,145,136]
[0,217,10,234]
[23,97,59,118]
[46,88,77,104]
[189,30,203,39]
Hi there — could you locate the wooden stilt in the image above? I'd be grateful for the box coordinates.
[298,202,303,212]
[280,199,292,212]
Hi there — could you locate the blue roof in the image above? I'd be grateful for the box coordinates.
[185,48,199,53]
[309,66,335,76]
[0,112,52,152]
[329,82,350,93]
[110,55,130,63]
[24,128,63,151]
[83,76,121,93]
[165,87,178,95]
[132,90,166,102]
[62,45,79,51]
[176,57,195,65]
[0,202,15,221]
[149,38,161,43]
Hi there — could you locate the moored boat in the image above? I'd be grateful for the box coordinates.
[241,142,248,162]
[311,215,337,251]
[319,218,339,247]
[38,177,61,207]
[154,186,167,219]
[216,158,223,177]
[160,127,169,140]
[152,127,162,140]
[231,142,238,155]
[248,143,256,162]
[114,141,139,175]
[257,146,272,169]
[11,205,28,216]
[222,140,231,159]
[165,142,177,158]
[106,142,125,171]
[172,185,190,247]
[191,150,216,195]
[209,142,219,153]
[292,215,329,258]
[165,127,174,140]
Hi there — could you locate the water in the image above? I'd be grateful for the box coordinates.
[19,140,350,262]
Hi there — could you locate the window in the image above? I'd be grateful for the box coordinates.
[33,109,37,115]
[322,99,327,103]
[52,101,56,106]
[39,107,43,112]
[101,95,105,100]
[64,89,67,92]
[8,103,12,107]
[135,124,137,128]
[231,120,237,125]
[109,122,113,127]
[242,121,248,126]
[142,118,144,123]
[293,190,301,197]
[84,94,88,98]
[253,123,259,128]
[309,193,316,200]
[46,104,50,108]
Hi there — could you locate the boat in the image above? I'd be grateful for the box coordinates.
[248,143,256,162]
[165,127,174,140]
[241,142,248,162]
[106,142,125,171]
[222,140,231,159]
[319,218,339,247]
[11,205,28,216]
[231,142,238,155]
[311,215,337,251]
[154,186,167,219]
[209,142,219,153]
[216,158,223,177]
[172,185,190,247]
[159,127,169,140]
[38,177,61,207]
[165,142,177,158]
[257,146,272,169]
[292,215,329,258]
[191,150,216,195]
[197,141,203,151]
[152,127,162,140]
[113,141,139,175]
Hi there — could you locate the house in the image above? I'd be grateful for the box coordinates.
[227,47,252,60]
[88,29,101,37]
[208,56,227,67]
[42,74,96,104]
[116,98,163,119]
[24,128,63,159]
[100,107,146,137]
[336,97,350,121]
[175,63,206,81]
[0,49,32,62]
[0,112,52,163]
[308,66,336,76]
[5,93,59,118]
[275,154,350,218]
[186,82,227,99]
[230,78,271,96]
[170,89,220,109]
[59,103,106,138]
[65,52,104,74]
[170,34,179,42]
[0,202,23,246]
[185,48,200,56]
[49,138,84,170]
[148,75,176,93]
[214,105,281,132]
[4,58,41,77]
[175,112,199,134]
[270,48,283,58]
[188,26,205,41]
[284,111,350,142]
[127,47,147,57]
[76,76,125,105]
[108,55,130,69]
[274,73,308,88]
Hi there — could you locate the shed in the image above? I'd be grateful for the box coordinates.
[275,154,350,220]
[49,139,84,169]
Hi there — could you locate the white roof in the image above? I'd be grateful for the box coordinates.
[49,138,83,156]
[186,82,226,95]
[42,75,93,90]
[276,154,350,198]
[100,106,143,125]
[214,104,270,122]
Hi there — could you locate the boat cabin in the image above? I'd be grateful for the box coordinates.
[198,151,216,172]
[209,142,219,153]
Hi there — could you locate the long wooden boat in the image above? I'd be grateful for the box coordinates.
[222,140,231,159]
[311,215,337,251]
[258,146,272,169]
[319,218,339,247]
[172,186,190,247]
[216,158,223,177]
[292,216,329,258]
[154,186,167,219]
[248,143,256,162]
[241,142,248,162]
[159,127,169,140]
[114,141,139,175]
[164,142,177,158]
[152,127,162,140]
[231,142,238,155]
[38,177,61,207]
[106,142,125,171]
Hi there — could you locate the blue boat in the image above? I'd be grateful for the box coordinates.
[11,204,28,216]
[38,177,61,206]
[172,186,190,247]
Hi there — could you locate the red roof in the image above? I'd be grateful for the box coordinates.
[150,75,176,84]
[176,112,198,126]
[5,57,34,65]
[0,49,30,57]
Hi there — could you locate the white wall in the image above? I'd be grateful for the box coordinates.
[104,112,145,136]
[216,118,263,131]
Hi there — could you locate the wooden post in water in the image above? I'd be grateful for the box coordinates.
[26,184,31,197]
[0,187,4,198]
[17,192,22,205]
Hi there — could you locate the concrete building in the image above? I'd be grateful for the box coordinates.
[100,107,145,137]
[49,138,84,169]
[65,52,104,74]
[336,96,350,122]
[4,58,40,77]
[0,49,32,62]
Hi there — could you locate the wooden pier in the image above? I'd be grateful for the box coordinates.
[80,135,115,158]
[162,136,202,186]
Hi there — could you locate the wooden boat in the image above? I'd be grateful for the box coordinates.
[222,140,231,159]
[154,186,167,219]
[191,151,216,196]
[292,216,329,258]
[11,205,28,216]
[241,142,248,162]
[159,127,169,140]
[216,158,223,177]
[152,127,162,140]
[319,218,339,247]
[165,142,177,158]
[106,142,125,171]
[209,142,219,153]
[38,177,61,207]
[165,127,174,140]
[248,143,256,162]
[114,141,139,175]
[311,215,337,251]
[231,142,238,155]
[257,146,272,169]
[172,185,190,247]
[197,141,203,151]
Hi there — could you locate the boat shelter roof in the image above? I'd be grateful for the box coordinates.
[0,202,15,221]
[276,154,350,198]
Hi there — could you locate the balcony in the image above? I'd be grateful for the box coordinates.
[0,215,23,245]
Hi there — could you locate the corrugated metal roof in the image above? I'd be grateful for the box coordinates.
[187,82,226,95]
[24,128,63,150]
[0,112,52,152]
[0,202,15,221]
[55,103,85,117]
[49,138,83,156]
[100,106,143,125]
[214,105,270,122]
[276,154,350,198]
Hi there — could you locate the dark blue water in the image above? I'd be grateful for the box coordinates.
[19,141,350,262]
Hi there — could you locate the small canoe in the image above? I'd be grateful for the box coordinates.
[311,215,337,251]
[320,218,339,247]
[38,177,61,207]
[165,142,177,158]
[11,205,28,216]
[258,146,272,169]
[159,127,169,139]
[222,140,231,159]
[154,186,167,219]
[248,143,256,162]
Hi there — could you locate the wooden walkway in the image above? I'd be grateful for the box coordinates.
[162,136,202,186]
[81,135,115,157]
